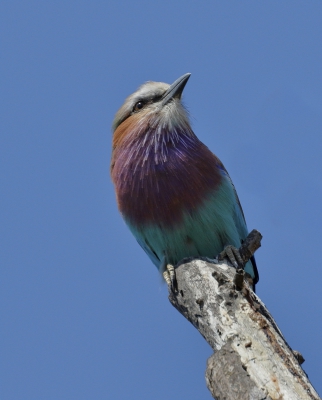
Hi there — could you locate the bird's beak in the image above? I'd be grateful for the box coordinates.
[161,73,191,106]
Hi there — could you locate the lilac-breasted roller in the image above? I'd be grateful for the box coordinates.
[111,73,259,290]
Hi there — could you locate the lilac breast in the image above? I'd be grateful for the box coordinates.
[112,128,223,228]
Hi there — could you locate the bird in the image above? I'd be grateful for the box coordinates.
[111,73,259,290]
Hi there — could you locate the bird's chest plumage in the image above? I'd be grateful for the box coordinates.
[112,131,223,229]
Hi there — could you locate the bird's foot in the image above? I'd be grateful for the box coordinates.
[218,245,244,269]
[163,264,177,292]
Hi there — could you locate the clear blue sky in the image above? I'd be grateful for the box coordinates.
[1,1,322,399]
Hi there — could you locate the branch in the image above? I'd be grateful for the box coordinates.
[167,230,320,400]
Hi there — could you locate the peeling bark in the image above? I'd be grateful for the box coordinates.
[167,232,320,400]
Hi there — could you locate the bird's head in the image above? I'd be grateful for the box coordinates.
[112,73,192,147]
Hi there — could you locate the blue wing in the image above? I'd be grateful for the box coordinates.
[219,165,259,286]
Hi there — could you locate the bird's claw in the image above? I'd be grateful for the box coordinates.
[218,245,244,269]
[163,264,177,292]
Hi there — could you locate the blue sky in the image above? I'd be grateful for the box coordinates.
[1,1,322,399]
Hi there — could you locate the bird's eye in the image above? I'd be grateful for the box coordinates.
[133,101,145,112]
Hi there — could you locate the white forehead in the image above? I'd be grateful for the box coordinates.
[129,81,169,103]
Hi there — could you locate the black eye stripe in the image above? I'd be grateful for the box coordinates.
[133,94,164,113]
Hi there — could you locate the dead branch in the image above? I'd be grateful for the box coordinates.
[167,231,320,400]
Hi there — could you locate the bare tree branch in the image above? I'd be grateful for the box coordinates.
[167,231,320,400]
